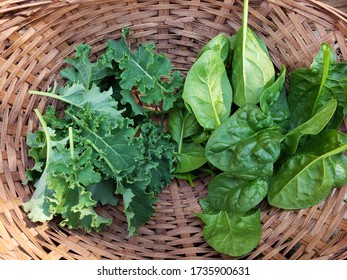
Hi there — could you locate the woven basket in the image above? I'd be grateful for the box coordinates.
[1,0,346,260]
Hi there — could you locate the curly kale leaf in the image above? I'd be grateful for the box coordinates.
[25,34,179,235]
[30,83,122,121]
[60,44,117,88]
[23,111,111,231]
[68,108,144,180]
[103,29,183,113]
[115,119,176,236]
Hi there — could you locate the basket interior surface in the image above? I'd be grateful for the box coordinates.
[0,0,346,260]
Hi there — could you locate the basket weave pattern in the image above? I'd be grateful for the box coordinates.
[0,0,346,260]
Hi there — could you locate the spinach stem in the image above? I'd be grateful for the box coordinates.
[241,0,249,102]
[242,0,249,32]
[312,44,330,115]
[178,124,184,154]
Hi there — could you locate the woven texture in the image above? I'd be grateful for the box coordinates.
[0,0,346,260]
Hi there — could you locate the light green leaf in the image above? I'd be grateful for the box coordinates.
[198,33,230,63]
[182,50,232,129]
[231,8,275,106]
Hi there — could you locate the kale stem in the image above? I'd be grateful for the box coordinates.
[68,127,74,159]
[34,109,51,166]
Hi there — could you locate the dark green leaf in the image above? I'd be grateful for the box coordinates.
[260,65,290,132]
[288,43,347,128]
[196,209,262,257]
[122,186,158,237]
[206,172,268,213]
[205,104,283,179]
[167,106,201,149]
[175,142,207,174]
[268,138,347,209]
[284,99,337,155]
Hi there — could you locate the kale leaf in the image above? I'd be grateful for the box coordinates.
[24,32,180,235]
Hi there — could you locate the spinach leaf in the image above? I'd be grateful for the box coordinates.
[196,209,261,257]
[205,172,268,213]
[167,106,206,173]
[260,65,290,132]
[231,0,274,106]
[182,50,233,129]
[284,98,337,155]
[268,138,347,209]
[175,142,207,174]
[205,104,283,179]
[288,43,347,128]
[167,106,201,153]
[297,129,347,187]
[197,33,230,63]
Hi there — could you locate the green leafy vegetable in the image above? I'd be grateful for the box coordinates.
[24,33,179,236]
[167,106,206,174]
[197,33,231,63]
[23,111,112,231]
[268,144,347,209]
[196,208,262,257]
[231,0,275,106]
[175,142,207,174]
[204,172,268,214]
[205,104,283,178]
[284,99,337,155]
[30,83,121,120]
[288,43,347,128]
[171,0,347,258]
[105,29,183,113]
[260,65,290,132]
[168,106,201,153]
[182,50,233,129]
[60,44,115,88]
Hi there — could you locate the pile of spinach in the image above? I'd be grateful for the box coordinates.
[24,29,182,235]
[168,0,347,256]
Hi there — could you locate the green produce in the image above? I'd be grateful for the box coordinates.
[182,50,232,130]
[174,0,347,257]
[205,104,283,178]
[24,30,181,235]
[24,0,347,259]
[288,43,347,129]
[231,0,275,106]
